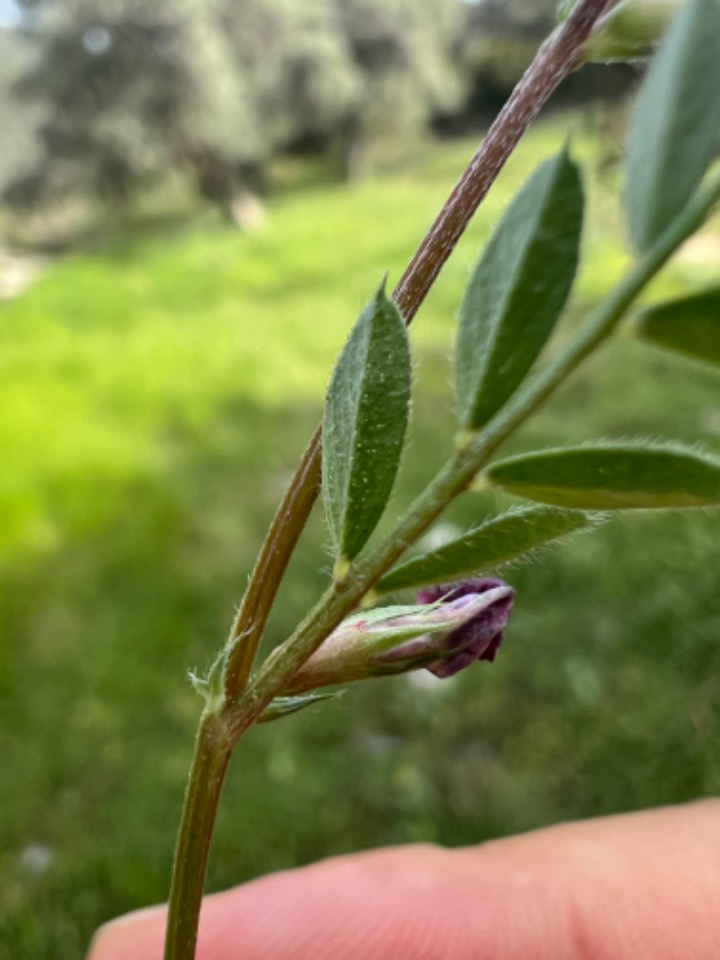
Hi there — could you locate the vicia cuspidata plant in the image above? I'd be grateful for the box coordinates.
[163,2,720,957]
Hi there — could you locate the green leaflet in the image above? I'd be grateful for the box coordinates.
[456,150,583,430]
[485,444,720,510]
[634,288,720,368]
[376,506,596,593]
[322,282,411,561]
[624,0,720,252]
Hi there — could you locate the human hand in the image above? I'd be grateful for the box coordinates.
[88,800,720,959]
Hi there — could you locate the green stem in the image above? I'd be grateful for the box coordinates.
[392,0,618,319]
[164,711,234,960]
[221,0,614,704]
[223,429,321,702]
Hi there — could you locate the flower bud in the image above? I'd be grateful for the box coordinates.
[284,578,515,694]
[577,0,681,64]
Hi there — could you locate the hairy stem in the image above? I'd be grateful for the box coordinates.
[222,0,614,704]
[163,711,233,960]
[392,0,617,319]
[223,430,321,700]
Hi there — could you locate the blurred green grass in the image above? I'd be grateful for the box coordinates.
[2,120,720,958]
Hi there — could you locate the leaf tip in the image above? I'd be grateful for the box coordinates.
[375,272,390,301]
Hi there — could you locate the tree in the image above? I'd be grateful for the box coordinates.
[0,27,48,212]
[458,0,559,100]
[335,0,467,178]
[2,0,469,224]
[2,1,185,225]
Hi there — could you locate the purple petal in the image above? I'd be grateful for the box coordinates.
[421,578,514,678]
[417,577,507,606]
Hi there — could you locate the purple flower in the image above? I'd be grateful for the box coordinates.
[416,578,515,677]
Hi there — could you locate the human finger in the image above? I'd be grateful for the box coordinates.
[88,799,720,960]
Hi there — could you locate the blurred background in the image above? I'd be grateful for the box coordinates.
[1,1,719,957]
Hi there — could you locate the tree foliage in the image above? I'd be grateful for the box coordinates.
[2,0,467,217]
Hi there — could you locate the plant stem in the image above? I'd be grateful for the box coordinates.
[164,710,234,960]
[392,0,618,320]
[222,0,615,704]
[223,430,321,700]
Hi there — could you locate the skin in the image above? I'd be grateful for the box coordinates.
[88,800,720,960]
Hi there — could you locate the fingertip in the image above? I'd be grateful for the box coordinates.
[86,904,166,960]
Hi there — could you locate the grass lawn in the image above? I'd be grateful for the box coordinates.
[2,119,720,958]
